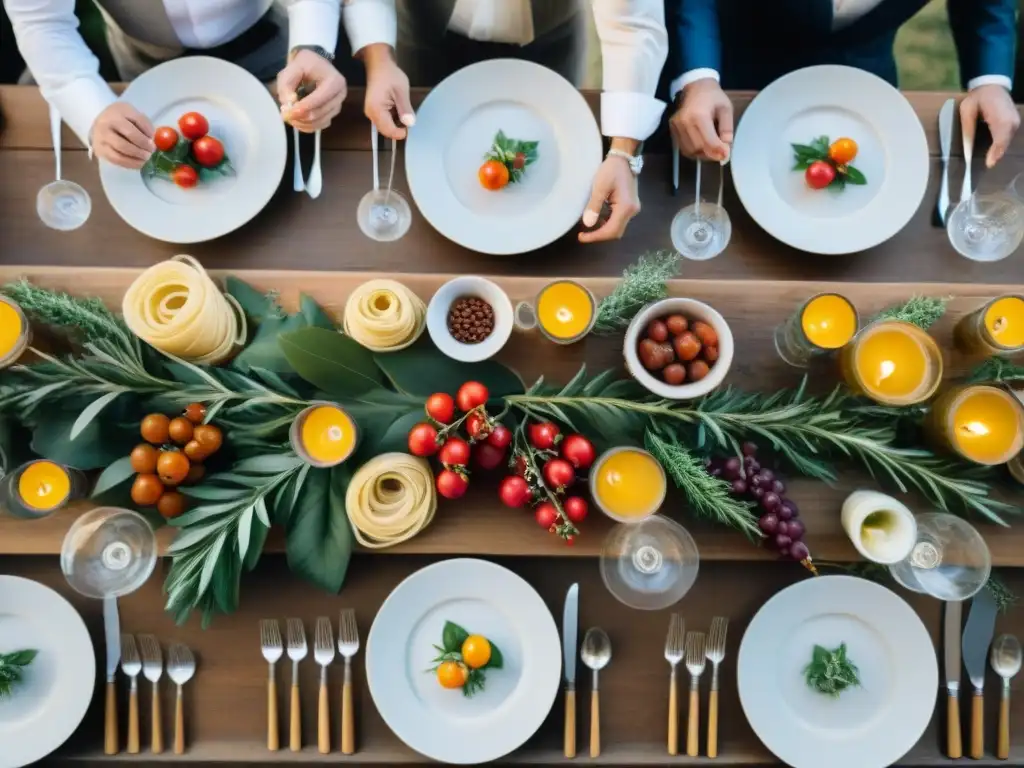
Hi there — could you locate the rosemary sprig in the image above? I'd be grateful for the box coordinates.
[804,643,859,697]
[592,250,682,334]
[3,280,136,351]
[0,649,37,699]
[986,572,1019,613]
[872,296,950,330]
[965,357,1024,385]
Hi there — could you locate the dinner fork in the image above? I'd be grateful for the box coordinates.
[664,614,685,756]
[121,634,142,754]
[338,609,360,754]
[706,617,729,759]
[167,644,196,755]
[292,125,305,192]
[287,618,308,752]
[260,620,283,751]
[139,635,164,754]
[685,632,707,757]
[314,617,335,754]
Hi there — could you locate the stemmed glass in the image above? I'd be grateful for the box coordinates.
[946,172,1024,262]
[37,105,91,231]
[888,512,991,601]
[670,158,732,261]
[357,124,411,242]
[60,507,157,598]
[599,515,700,610]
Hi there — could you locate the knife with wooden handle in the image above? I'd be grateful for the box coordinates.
[563,584,579,758]
[963,589,998,760]
[945,600,963,758]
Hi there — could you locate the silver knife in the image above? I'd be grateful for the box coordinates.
[944,600,963,758]
[963,587,998,759]
[103,596,121,755]
[562,583,579,759]
[937,98,954,225]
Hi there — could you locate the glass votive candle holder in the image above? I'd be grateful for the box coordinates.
[289,402,359,468]
[514,280,597,345]
[0,459,88,519]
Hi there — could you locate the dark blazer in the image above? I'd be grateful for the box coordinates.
[667,0,1016,91]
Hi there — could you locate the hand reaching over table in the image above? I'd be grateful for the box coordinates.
[277,50,348,133]
[670,79,733,163]
[362,44,416,140]
[960,84,1021,169]
[579,141,641,244]
[90,103,155,170]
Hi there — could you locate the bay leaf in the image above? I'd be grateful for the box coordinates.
[300,294,336,330]
[232,312,308,374]
[225,277,277,322]
[91,456,136,498]
[279,328,383,397]
[374,340,524,398]
[284,464,353,594]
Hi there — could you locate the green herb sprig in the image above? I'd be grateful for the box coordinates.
[592,250,683,334]
[804,643,860,697]
[986,572,1019,613]
[966,357,1024,386]
[142,136,234,184]
[872,296,950,331]
[0,649,37,699]
[428,621,504,698]
[485,130,538,184]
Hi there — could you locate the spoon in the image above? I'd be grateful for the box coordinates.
[580,627,611,758]
[991,633,1022,760]
[37,104,91,231]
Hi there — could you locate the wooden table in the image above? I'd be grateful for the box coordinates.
[1,86,1023,767]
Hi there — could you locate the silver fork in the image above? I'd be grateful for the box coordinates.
[664,614,685,756]
[287,618,308,752]
[139,635,164,754]
[167,644,196,755]
[314,617,335,754]
[685,632,707,758]
[292,126,305,192]
[261,620,283,751]
[338,609,360,754]
[705,617,729,759]
[121,634,142,754]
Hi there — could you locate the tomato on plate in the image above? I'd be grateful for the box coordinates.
[172,165,198,189]
[804,160,836,190]
[478,159,509,191]
[461,635,492,669]
[178,111,209,141]
[436,660,468,689]
[154,126,178,152]
[828,137,858,165]
[192,135,225,168]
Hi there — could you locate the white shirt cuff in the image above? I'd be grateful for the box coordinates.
[968,74,1012,91]
[669,69,721,104]
[600,91,666,141]
[288,0,341,54]
[342,0,397,55]
[45,74,117,150]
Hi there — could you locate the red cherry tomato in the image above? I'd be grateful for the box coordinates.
[438,437,471,467]
[560,434,596,470]
[465,412,491,440]
[154,126,178,152]
[171,165,198,189]
[178,111,209,141]
[542,458,575,491]
[499,475,532,508]
[512,152,526,170]
[487,424,512,449]
[563,496,589,524]
[425,393,455,424]
[805,160,836,190]
[455,381,489,412]
[528,422,561,450]
[408,423,440,457]
[535,501,558,529]
[191,135,224,168]
[436,469,469,499]
[474,442,506,471]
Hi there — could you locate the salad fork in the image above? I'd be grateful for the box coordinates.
[706,617,729,759]
[664,614,685,755]
[685,632,707,757]
[139,635,164,754]
[167,644,196,755]
[260,620,283,751]
[287,618,308,752]
[338,609,360,754]
[314,617,335,754]
[121,634,142,754]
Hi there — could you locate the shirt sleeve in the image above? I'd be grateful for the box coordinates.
[947,0,1015,88]
[591,0,668,141]
[284,0,341,53]
[342,0,396,55]
[665,0,722,103]
[3,0,116,147]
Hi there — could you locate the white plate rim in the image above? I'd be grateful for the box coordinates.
[730,65,929,255]
[365,558,561,763]
[405,58,602,255]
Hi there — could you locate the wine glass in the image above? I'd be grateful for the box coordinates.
[888,512,991,601]
[947,172,1024,262]
[599,515,700,610]
[37,105,91,231]
[357,124,411,242]
[60,507,157,598]
[670,158,731,261]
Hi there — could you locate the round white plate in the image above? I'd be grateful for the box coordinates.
[406,59,602,255]
[0,576,95,768]
[738,575,937,768]
[99,56,286,243]
[366,558,561,764]
[730,65,929,255]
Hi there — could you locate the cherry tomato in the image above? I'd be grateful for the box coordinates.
[535,501,558,529]
[560,434,596,470]
[465,412,491,440]
[436,660,468,689]
[438,437,471,467]
[542,458,575,491]
[408,423,440,457]
[171,165,198,188]
[456,381,489,412]
[828,137,858,165]
[436,469,469,499]
[473,442,506,471]
[499,475,532,508]
[191,135,224,168]
[178,111,209,141]
[486,424,512,449]
[512,152,526,170]
[154,126,178,152]
[461,635,492,669]
[805,160,836,190]
[478,159,510,191]
[425,393,455,424]
[528,422,560,450]
[563,496,589,524]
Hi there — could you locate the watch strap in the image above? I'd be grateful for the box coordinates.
[290,45,335,62]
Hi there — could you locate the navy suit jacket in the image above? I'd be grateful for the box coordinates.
[667,0,1016,91]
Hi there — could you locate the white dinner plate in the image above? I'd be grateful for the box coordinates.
[738,575,937,768]
[366,558,561,764]
[406,59,602,255]
[0,576,95,768]
[99,56,286,243]
[730,65,929,255]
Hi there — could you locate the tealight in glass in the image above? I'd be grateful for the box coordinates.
[839,320,943,406]
[290,402,359,468]
[0,296,31,370]
[925,385,1024,466]
[774,292,858,368]
[954,295,1024,356]
[0,459,87,519]
[514,280,597,344]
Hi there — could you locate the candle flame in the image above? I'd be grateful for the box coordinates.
[959,421,990,437]
[555,307,573,324]
[327,426,343,442]
[36,482,52,498]
[877,359,897,383]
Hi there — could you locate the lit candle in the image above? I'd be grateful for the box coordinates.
[290,403,359,467]
[954,295,1024,355]
[0,296,30,369]
[840,320,943,405]
[15,460,71,515]
[927,385,1024,466]
[840,490,917,564]
[774,293,858,367]
[514,280,596,344]
[589,447,666,522]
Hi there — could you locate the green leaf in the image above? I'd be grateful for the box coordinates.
[225,277,278,321]
[30,408,131,470]
[486,642,504,670]
[374,341,524,399]
[361,410,424,457]
[237,505,255,564]
[1,650,37,666]
[91,456,136,498]
[70,390,123,440]
[442,621,470,654]
[233,312,309,374]
[180,484,247,501]
[233,454,304,474]
[198,528,227,597]
[284,464,354,593]
[279,328,384,398]
[843,165,867,185]
[244,516,269,571]
[300,295,336,330]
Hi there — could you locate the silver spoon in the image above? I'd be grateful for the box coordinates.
[37,105,91,230]
[991,634,1022,760]
[581,627,611,759]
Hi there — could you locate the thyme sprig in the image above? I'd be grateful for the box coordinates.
[804,643,860,697]
[966,357,1024,385]
[872,295,950,330]
[592,250,682,334]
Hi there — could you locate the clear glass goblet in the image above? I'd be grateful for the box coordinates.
[888,512,991,601]
[599,515,700,610]
[60,507,157,598]
[357,124,411,242]
[670,159,731,260]
[38,105,90,231]
[947,172,1024,263]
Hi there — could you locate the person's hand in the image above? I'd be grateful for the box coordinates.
[578,144,640,244]
[362,43,415,140]
[89,102,154,169]
[277,49,347,132]
[670,78,733,162]
[960,84,1021,168]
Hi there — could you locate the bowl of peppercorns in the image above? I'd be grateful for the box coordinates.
[427,275,513,362]
[623,298,734,399]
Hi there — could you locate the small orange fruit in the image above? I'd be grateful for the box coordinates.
[184,440,209,462]
[436,660,469,689]
[131,473,164,506]
[184,463,205,485]
[130,443,159,474]
[157,451,191,486]
[193,424,223,454]
[461,635,491,669]
[168,416,194,445]
[478,159,509,191]
[140,413,171,445]
[828,137,858,165]
[157,491,186,519]
[183,402,207,425]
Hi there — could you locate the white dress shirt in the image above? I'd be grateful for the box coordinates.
[4,0,396,146]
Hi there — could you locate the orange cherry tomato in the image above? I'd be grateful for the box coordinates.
[436,660,468,689]
[154,126,178,152]
[478,159,510,191]
[461,635,492,669]
[828,137,858,165]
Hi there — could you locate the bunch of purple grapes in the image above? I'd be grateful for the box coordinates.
[706,442,813,565]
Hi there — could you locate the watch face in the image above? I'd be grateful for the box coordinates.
[632,155,644,174]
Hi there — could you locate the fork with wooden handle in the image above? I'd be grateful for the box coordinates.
[314,617,335,754]
[685,632,707,758]
[338,609,361,754]
[287,619,308,752]
[121,635,142,754]
[139,635,164,754]
[664,614,685,755]
[706,617,729,758]
[167,644,196,755]
[260,620,283,751]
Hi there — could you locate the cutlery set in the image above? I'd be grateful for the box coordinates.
[664,614,729,758]
[562,583,616,758]
[935,96,974,227]
[262,611,360,754]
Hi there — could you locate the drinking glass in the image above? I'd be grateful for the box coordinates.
[599,515,699,610]
[357,124,411,242]
[37,105,91,231]
[888,512,991,601]
[60,507,157,598]
[947,172,1024,262]
[670,158,731,261]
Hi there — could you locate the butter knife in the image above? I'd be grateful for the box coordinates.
[103,596,121,755]
[563,583,579,758]
[937,98,955,226]
[963,588,998,759]
[945,600,963,758]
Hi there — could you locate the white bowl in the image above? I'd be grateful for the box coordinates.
[427,276,514,362]
[623,298,734,399]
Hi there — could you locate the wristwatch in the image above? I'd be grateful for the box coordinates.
[290,45,335,62]
[607,147,644,176]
